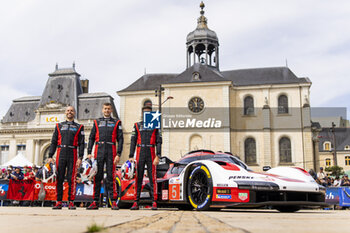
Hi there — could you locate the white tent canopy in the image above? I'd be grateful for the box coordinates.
[1,153,33,167]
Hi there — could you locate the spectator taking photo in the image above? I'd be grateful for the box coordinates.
[341,174,350,186]
[11,167,24,180]
[317,167,327,186]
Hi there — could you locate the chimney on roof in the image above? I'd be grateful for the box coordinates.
[80,79,89,93]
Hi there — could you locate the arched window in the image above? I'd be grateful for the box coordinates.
[345,156,350,166]
[189,134,203,151]
[195,43,206,64]
[279,137,291,163]
[324,142,331,151]
[278,95,288,114]
[325,158,331,167]
[244,96,254,115]
[244,138,257,164]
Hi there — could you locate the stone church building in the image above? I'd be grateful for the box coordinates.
[118,3,317,170]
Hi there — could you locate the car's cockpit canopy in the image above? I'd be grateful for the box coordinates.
[169,151,251,174]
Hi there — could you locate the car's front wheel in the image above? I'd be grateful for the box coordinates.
[187,165,213,211]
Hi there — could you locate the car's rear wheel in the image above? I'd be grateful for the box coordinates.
[115,176,133,209]
[275,205,301,213]
[187,165,213,211]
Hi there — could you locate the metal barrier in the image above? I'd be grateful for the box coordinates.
[0,180,105,206]
[326,187,350,207]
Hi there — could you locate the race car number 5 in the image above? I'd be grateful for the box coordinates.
[170,184,180,200]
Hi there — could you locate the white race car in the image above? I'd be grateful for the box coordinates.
[116,150,327,212]
[167,150,327,212]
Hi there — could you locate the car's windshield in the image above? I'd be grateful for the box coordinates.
[170,153,251,174]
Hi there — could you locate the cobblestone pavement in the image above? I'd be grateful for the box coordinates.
[205,209,350,233]
[0,207,349,233]
[106,211,245,233]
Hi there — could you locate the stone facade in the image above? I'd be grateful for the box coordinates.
[117,3,317,171]
[318,128,350,172]
[0,66,117,166]
[118,78,315,171]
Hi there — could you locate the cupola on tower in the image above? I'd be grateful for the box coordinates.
[186,1,219,69]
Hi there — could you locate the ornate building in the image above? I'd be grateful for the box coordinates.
[118,2,317,170]
[0,64,117,166]
[318,127,350,172]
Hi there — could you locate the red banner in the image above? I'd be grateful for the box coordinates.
[33,181,69,201]
[7,180,35,201]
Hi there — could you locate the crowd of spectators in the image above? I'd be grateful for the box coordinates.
[309,167,350,187]
[0,162,90,207]
[0,165,39,181]
[0,160,92,186]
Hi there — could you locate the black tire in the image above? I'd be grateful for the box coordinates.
[177,204,194,210]
[187,165,213,211]
[115,176,131,208]
[275,206,301,213]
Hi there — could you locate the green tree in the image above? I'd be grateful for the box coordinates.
[325,165,344,177]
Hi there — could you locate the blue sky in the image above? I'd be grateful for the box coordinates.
[0,0,349,119]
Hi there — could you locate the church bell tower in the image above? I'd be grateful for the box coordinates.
[186,2,219,69]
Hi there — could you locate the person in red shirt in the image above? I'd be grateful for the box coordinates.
[23,167,35,181]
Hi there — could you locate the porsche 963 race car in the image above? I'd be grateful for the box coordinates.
[115,150,327,212]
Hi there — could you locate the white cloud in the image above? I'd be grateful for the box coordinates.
[0,85,29,119]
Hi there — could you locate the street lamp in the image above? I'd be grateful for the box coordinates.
[155,85,174,130]
[155,86,174,112]
[162,96,174,105]
[331,122,338,166]
[152,96,174,108]
[155,85,165,113]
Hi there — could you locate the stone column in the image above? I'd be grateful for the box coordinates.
[205,44,208,65]
[223,86,231,152]
[193,45,196,64]
[119,96,126,124]
[9,139,17,160]
[302,104,313,169]
[216,46,219,68]
[34,140,40,165]
[262,105,272,167]
[313,138,320,171]
[302,104,311,128]
[26,139,35,163]
[186,49,189,68]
